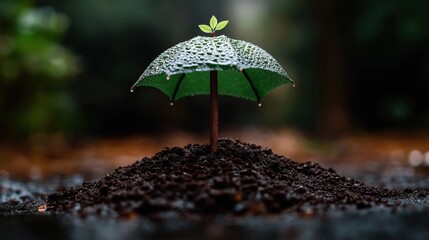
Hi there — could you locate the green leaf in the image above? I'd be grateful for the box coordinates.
[215,20,229,31]
[198,24,212,33]
[210,15,218,30]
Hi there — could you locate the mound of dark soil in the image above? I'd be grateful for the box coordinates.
[47,139,418,219]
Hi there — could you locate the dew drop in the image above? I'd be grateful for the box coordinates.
[166,75,171,80]
[292,82,296,87]
[258,103,262,107]
[170,102,174,106]
[130,87,134,93]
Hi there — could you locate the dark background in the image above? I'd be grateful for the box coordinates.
[1,0,429,144]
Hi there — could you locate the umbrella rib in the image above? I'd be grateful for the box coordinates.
[242,69,261,103]
[171,73,186,102]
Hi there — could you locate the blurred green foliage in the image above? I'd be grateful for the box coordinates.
[1,0,428,143]
[350,0,429,129]
[264,0,429,131]
[0,0,80,142]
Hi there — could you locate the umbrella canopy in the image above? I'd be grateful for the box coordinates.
[131,35,294,104]
[132,18,294,153]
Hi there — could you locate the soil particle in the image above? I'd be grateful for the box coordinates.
[47,138,426,218]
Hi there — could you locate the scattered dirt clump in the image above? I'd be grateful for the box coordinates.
[47,138,419,218]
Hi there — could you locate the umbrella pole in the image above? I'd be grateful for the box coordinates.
[210,70,218,153]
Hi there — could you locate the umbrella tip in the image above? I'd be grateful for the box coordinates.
[258,103,262,107]
[130,87,135,93]
[170,102,174,106]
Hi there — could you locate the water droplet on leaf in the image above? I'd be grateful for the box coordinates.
[166,75,171,80]
[258,103,262,107]
[170,102,174,106]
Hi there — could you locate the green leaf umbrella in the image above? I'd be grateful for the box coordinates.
[131,18,294,152]
[132,35,294,102]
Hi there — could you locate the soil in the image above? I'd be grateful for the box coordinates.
[47,138,426,219]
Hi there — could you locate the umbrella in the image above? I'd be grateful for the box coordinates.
[131,16,294,152]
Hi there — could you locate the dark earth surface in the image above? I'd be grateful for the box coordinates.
[2,138,429,240]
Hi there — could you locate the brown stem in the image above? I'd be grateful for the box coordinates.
[210,70,218,153]
[209,30,218,153]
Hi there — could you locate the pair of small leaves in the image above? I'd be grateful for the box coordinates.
[198,15,229,34]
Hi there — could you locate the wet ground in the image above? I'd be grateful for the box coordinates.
[2,177,429,240]
[1,132,429,239]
